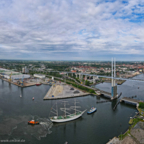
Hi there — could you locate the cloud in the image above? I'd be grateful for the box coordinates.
[0,0,144,60]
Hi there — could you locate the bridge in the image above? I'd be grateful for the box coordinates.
[120,97,144,106]
[47,58,120,100]
[47,74,115,100]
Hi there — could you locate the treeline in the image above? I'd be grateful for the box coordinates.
[66,81,96,94]
[47,72,62,77]
[139,102,144,109]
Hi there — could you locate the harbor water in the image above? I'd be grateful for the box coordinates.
[0,74,144,144]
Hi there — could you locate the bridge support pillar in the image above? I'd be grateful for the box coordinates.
[85,75,87,81]
[93,76,96,84]
[79,74,82,80]
[111,85,117,99]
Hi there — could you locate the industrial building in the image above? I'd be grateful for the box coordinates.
[34,74,45,79]
[22,66,29,74]
[4,74,30,80]
[0,68,30,80]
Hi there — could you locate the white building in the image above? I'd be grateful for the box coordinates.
[4,74,30,80]
[22,66,29,74]
[34,74,45,79]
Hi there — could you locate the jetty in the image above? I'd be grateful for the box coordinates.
[96,100,111,103]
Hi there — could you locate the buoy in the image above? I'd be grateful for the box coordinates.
[32,97,34,100]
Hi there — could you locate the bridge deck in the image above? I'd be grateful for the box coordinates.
[120,97,143,105]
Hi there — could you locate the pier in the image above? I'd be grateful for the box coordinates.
[96,100,111,103]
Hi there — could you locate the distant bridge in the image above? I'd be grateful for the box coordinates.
[47,71,144,82]
[46,59,143,100]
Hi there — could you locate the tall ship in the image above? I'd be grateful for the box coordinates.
[50,100,86,123]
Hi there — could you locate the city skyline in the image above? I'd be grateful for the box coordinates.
[0,0,144,60]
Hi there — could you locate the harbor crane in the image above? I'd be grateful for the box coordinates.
[17,75,24,86]
[8,72,12,82]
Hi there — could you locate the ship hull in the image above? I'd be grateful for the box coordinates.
[87,108,97,114]
[36,84,41,86]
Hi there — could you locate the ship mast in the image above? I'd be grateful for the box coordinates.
[50,102,59,117]
[64,101,66,117]
[75,99,76,115]
[56,102,58,116]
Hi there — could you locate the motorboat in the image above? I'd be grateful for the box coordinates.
[36,83,41,86]
[28,120,39,125]
[87,107,97,114]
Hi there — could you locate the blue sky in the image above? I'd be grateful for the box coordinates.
[0,0,144,60]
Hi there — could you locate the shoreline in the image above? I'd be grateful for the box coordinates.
[0,77,37,87]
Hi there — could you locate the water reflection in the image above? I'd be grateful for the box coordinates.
[9,83,11,90]
[21,87,23,97]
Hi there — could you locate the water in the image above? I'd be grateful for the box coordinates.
[0,74,144,144]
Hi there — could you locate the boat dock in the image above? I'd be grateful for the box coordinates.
[120,97,143,105]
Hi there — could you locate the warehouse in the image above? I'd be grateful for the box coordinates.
[4,74,30,80]
[34,74,45,79]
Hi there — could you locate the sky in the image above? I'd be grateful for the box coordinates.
[0,0,144,61]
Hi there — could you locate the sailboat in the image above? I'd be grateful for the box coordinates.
[50,100,86,123]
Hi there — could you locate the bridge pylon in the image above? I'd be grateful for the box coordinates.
[111,58,118,100]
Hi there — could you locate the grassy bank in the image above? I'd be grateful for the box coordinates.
[46,75,96,94]
[66,81,96,94]
[118,117,141,140]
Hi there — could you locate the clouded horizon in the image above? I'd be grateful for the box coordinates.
[0,0,144,60]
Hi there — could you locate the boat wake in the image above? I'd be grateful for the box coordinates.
[0,115,53,141]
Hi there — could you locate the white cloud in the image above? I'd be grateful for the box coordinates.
[0,0,144,60]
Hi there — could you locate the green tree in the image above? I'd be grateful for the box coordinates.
[85,80,90,86]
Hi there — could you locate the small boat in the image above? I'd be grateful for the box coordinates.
[28,120,39,125]
[87,107,97,114]
[32,97,34,100]
[20,94,22,97]
[36,83,41,86]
